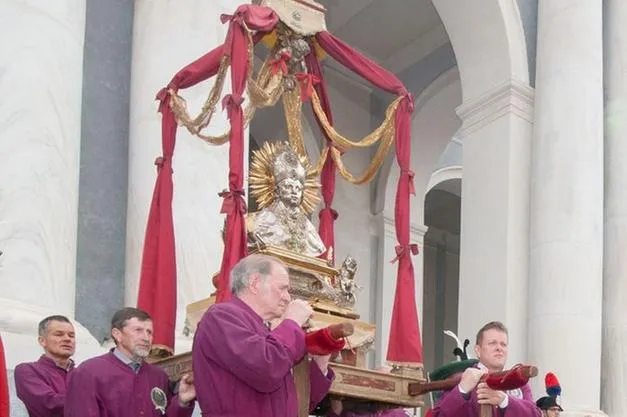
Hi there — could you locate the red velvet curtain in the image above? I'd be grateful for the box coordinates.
[305,49,337,262]
[137,4,278,350]
[315,31,423,364]
[0,336,9,417]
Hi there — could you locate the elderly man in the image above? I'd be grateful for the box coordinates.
[193,254,334,417]
[64,308,195,417]
[433,321,540,417]
[15,315,76,417]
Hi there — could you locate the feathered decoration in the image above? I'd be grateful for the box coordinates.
[444,330,471,361]
[545,372,561,397]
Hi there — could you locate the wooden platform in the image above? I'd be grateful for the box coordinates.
[153,353,424,408]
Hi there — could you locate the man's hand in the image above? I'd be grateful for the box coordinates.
[283,299,313,327]
[178,374,196,405]
[476,382,506,406]
[458,368,487,393]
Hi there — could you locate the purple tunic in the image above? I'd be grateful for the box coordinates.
[192,297,334,417]
[64,352,194,417]
[14,355,74,417]
[433,383,540,417]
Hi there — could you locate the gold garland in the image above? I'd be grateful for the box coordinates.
[167,23,284,145]
[164,22,399,187]
[282,87,307,157]
[310,90,402,149]
[329,123,395,185]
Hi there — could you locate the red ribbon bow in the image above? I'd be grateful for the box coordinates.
[154,156,166,169]
[155,88,169,102]
[319,206,339,221]
[269,51,291,76]
[402,169,416,195]
[218,189,247,215]
[220,12,244,25]
[221,94,244,119]
[295,72,320,101]
[403,93,415,113]
[390,243,420,263]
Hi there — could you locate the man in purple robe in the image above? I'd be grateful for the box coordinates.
[433,322,540,417]
[64,307,196,417]
[192,254,334,417]
[15,315,76,417]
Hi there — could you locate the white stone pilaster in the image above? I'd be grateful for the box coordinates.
[456,79,534,366]
[0,0,98,363]
[126,0,244,353]
[529,1,604,415]
[373,213,427,366]
[602,1,627,416]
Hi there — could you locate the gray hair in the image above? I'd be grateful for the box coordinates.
[230,254,286,295]
[38,315,72,337]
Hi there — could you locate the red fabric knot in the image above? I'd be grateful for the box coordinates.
[390,243,419,263]
[402,168,416,195]
[221,94,244,119]
[220,12,244,25]
[403,93,415,113]
[319,206,339,221]
[218,189,247,215]
[295,72,320,101]
[154,156,166,168]
[155,88,169,102]
[269,50,291,75]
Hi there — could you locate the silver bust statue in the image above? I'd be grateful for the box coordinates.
[249,146,326,257]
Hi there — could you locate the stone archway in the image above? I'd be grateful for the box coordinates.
[430,0,529,102]
[431,0,534,364]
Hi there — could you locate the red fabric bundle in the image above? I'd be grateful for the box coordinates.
[484,365,531,391]
[305,328,346,355]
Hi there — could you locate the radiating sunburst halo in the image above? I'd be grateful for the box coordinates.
[249,141,320,215]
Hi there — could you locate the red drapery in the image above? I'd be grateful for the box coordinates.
[138,6,422,364]
[305,49,337,262]
[0,336,9,417]
[315,31,423,364]
[137,5,278,350]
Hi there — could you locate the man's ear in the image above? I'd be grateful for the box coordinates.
[37,335,46,349]
[248,273,261,294]
[111,328,121,345]
[474,344,481,359]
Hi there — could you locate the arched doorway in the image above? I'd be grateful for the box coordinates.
[422,176,461,373]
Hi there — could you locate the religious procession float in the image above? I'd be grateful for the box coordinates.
[135,0,440,414]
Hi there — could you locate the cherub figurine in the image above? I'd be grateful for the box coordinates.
[338,256,360,305]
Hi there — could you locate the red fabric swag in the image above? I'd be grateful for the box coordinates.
[305,46,338,263]
[315,31,423,364]
[138,4,278,350]
[0,336,9,417]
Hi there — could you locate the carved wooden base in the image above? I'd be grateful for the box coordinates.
[153,353,424,408]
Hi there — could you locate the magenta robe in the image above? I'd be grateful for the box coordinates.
[64,352,194,417]
[14,355,74,417]
[192,297,334,417]
[432,383,540,417]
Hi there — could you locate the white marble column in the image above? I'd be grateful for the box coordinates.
[529,2,604,416]
[0,0,86,356]
[455,80,534,366]
[374,214,426,367]
[602,1,627,416]
[126,0,243,352]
